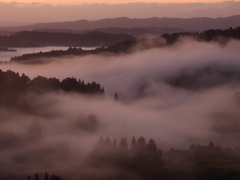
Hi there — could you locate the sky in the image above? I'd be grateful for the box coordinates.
[1,0,239,23]
[1,0,239,5]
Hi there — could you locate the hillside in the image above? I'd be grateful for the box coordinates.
[32,27,186,38]
[0,31,136,47]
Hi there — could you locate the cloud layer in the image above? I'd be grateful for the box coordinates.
[1,38,240,178]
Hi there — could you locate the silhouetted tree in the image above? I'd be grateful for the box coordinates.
[113,139,117,147]
[146,139,157,153]
[137,137,146,151]
[114,93,119,101]
[44,172,49,180]
[33,173,39,180]
[50,175,62,180]
[130,136,137,156]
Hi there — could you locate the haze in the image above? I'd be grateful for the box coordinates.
[2,0,240,5]
[1,0,240,178]
[1,38,240,178]
[1,1,240,24]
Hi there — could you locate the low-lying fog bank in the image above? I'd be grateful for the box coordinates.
[1,38,240,179]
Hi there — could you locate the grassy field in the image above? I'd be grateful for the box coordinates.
[164,161,195,172]
[165,159,240,172]
[220,162,240,172]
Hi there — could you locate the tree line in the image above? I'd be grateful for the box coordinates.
[0,69,104,109]
[25,139,240,180]
[10,27,240,62]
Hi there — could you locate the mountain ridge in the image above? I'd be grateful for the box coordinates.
[1,15,240,32]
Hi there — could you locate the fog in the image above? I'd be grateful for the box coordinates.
[1,38,240,179]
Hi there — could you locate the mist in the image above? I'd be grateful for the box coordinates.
[1,38,240,179]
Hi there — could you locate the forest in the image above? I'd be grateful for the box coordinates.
[0,69,104,110]
[8,27,240,63]
[26,137,240,180]
[1,26,240,180]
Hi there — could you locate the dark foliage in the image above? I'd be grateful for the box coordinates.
[162,26,240,45]
[165,66,240,90]
[0,69,104,109]
[28,172,64,180]
[81,136,165,179]
[165,141,240,163]
[10,27,240,63]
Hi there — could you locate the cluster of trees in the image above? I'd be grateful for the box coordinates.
[0,47,16,51]
[27,172,63,180]
[164,66,240,90]
[24,141,240,180]
[10,27,240,62]
[0,69,104,109]
[11,47,85,61]
[165,142,240,180]
[0,31,135,47]
[83,137,164,176]
[163,26,240,45]
[165,142,240,163]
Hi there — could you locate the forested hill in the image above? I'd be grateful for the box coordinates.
[31,27,186,38]
[0,69,104,109]
[9,27,240,63]
[0,31,136,47]
[162,26,240,45]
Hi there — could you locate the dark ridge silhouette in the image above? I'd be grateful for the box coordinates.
[32,27,186,38]
[0,31,136,47]
[0,69,104,110]
[0,30,15,36]
[162,26,240,45]
[1,15,240,32]
[9,27,240,63]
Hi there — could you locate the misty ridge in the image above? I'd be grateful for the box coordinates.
[5,26,240,63]
[1,32,240,179]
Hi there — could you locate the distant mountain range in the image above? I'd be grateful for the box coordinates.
[1,16,239,33]
[0,1,240,23]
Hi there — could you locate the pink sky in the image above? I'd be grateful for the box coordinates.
[1,0,239,5]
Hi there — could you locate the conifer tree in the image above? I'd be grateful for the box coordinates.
[33,173,40,180]
[44,172,49,180]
